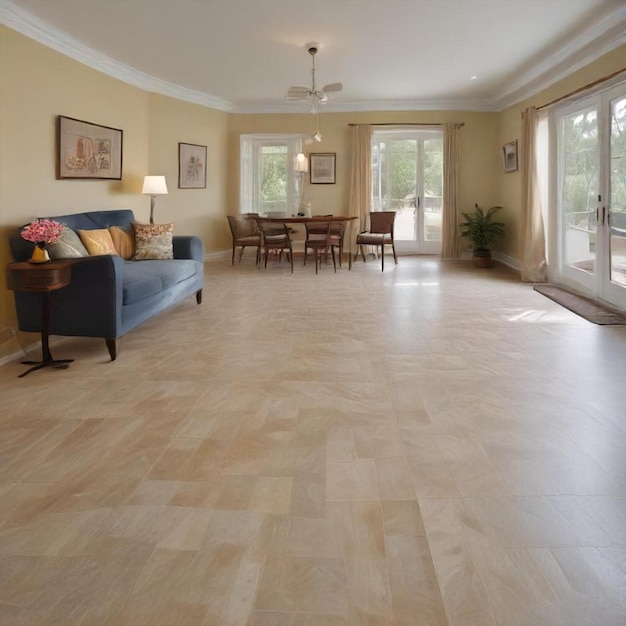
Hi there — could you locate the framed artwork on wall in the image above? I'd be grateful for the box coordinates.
[310,153,336,184]
[178,142,207,189]
[502,140,518,173]
[57,116,123,180]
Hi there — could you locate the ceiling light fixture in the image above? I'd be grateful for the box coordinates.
[286,43,343,145]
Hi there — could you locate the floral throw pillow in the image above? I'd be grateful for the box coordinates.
[133,222,174,260]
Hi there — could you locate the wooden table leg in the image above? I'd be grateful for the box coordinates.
[19,292,74,377]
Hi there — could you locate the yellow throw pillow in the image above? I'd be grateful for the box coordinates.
[109,226,134,260]
[78,228,118,256]
[133,222,174,260]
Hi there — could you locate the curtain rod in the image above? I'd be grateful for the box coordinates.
[536,67,626,111]
[348,122,464,127]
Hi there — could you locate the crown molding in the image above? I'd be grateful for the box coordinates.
[0,0,232,112]
[492,6,626,110]
[232,97,497,115]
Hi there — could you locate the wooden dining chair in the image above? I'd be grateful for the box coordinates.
[306,215,346,267]
[260,222,293,272]
[355,211,398,271]
[226,214,261,265]
[304,219,339,274]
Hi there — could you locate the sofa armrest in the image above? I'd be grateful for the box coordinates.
[54,255,125,338]
[173,236,204,262]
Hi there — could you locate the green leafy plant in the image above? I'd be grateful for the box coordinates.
[460,204,505,255]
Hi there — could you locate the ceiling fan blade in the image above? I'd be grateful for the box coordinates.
[286,87,311,100]
[322,82,343,93]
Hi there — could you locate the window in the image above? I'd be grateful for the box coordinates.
[240,135,303,214]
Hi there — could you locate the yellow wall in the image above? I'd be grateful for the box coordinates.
[146,94,229,251]
[496,45,626,261]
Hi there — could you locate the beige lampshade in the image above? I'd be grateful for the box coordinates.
[295,153,308,173]
[142,175,168,195]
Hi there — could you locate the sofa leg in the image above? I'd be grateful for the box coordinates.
[105,338,118,361]
[196,289,203,304]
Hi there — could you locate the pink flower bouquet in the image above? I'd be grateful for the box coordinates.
[21,219,64,246]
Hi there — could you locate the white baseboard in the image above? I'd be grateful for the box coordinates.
[493,251,521,271]
[204,250,231,262]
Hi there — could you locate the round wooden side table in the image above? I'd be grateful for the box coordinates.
[6,260,75,377]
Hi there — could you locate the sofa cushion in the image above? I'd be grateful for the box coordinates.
[122,259,197,304]
[134,222,174,260]
[79,228,118,256]
[48,226,89,259]
[109,226,134,260]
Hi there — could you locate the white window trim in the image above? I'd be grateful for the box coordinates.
[240,134,304,215]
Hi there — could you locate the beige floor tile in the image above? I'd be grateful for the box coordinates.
[376,457,416,501]
[326,459,381,502]
[290,473,326,517]
[254,555,348,614]
[249,476,293,514]
[1,257,625,624]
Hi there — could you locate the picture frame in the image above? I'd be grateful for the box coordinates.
[57,116,123,180]
[502,140,518,173]
[178,142,207,189]
[310,152,336,184]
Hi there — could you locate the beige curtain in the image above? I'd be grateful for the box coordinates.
[348,124,372,237]
[441,123,461,258]
[521,107,547,282]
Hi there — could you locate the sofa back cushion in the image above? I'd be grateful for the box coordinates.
[51,209,136,231]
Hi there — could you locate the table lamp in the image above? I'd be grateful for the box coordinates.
[295,153,308,215]
[142,175,168,224]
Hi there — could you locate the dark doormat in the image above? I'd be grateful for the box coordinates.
[533,284,626,325]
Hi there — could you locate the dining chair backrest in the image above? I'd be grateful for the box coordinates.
[227,214,260,238]
[369,211,396,236]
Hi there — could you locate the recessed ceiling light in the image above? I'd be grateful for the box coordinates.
[470,75,478,81]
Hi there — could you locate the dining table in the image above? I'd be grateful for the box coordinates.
[252,215,359,270]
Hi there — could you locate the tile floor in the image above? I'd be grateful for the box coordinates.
[0,255,624,625]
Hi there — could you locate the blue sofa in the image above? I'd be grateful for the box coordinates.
[9,209,204,360]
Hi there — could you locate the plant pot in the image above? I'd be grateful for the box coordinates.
[472,249,492,268]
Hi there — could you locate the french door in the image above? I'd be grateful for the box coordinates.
[371,129,443,254]
[556,84,626,309]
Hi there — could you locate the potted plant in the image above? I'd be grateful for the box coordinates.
[460,204,505,268]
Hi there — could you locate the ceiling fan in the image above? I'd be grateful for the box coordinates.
[285,43,343,108]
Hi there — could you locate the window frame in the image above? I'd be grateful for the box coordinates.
[240,134,304,215]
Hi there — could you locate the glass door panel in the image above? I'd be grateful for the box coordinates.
[556,85,626,309]
[609,94,626,289]
[371,130,442,254]
[559,105,598,286]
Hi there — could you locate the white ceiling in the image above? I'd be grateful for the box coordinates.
[1,0,625,113]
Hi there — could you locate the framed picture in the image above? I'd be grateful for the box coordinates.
[178,142,207,189]
[310,153,336,184]
[502,140,518,173]
[57,116,123,179]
